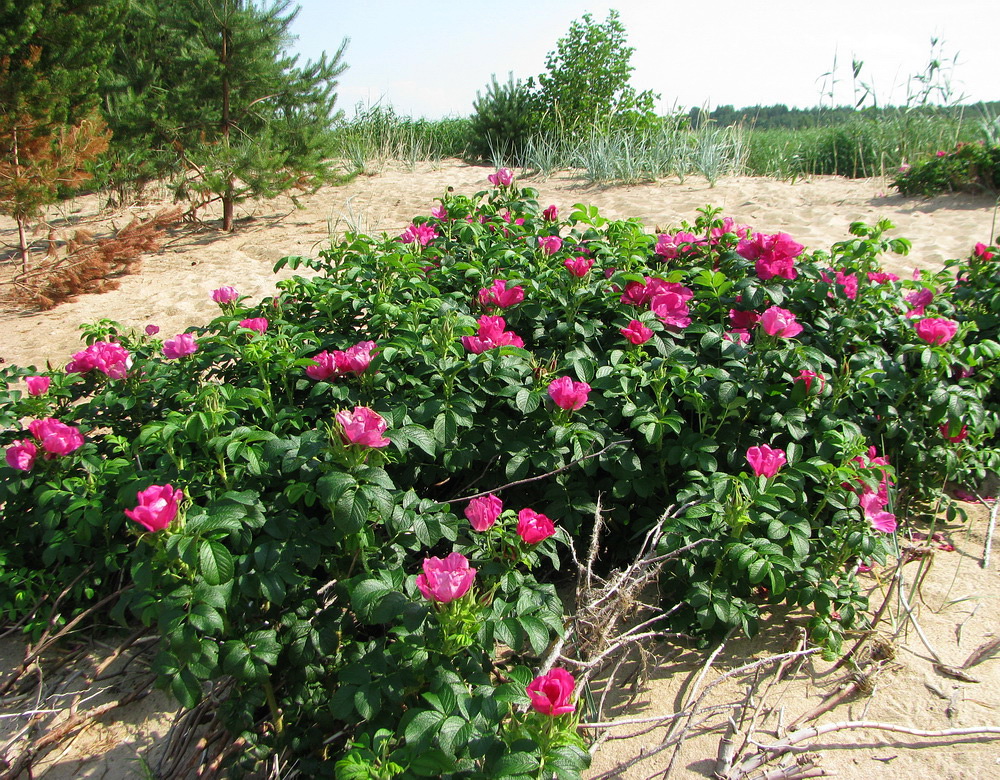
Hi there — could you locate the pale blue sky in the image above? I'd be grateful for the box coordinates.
[287,0,998,119]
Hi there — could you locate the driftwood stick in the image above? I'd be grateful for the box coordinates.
[983,495,998,569]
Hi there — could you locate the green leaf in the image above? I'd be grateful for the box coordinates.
[403,709,445,748]
[198,539,234,586]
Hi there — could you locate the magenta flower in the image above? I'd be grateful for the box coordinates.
[125,484,183,533]
[940,423,968,443]
[620,280,652,306]
[162,333,198,359]
[548,376,591,411]
[488,167,514,187]
[415,552,476,603]
[650,291,691,331]
[478,279,524,309]
[306,351,339,381]
[461,315,524,354]
[974,242,994,261]
[211,286,239,304]
[28,418,84,456]
[746,444,787,478]
[339,340,377,374]
[563,255,594,277]
[144,324,160,336]
[867,271,899,284]
[904,287,934,317]
[831,270,858,300]
[239,317,268,335]
[655,231,700,259]
[431,205,447,219]
[25,375,51,396]
[725,329,751,344]
[400,222,438,246]
[729,309,760,330]
[794,369,825,393]
[517,508,556,544]
[464,494,503,532]
[915,317,958,345]
[5,439,38,471]
[868,511,898,533]
[66,341,131,379]
[336,406,390,448]
[526,668,575,716]
[738,232,803,281]
[621,319,653,345]
[542,204,558,221]
[537,235,562,256]
[759,306,803,338]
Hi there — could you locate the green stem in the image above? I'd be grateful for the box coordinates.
[262,677,284,735]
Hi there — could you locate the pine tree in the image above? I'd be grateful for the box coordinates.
[0,0,125,270]
[104,0,348,231]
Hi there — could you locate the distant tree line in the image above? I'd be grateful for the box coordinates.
[689,102,1000,130]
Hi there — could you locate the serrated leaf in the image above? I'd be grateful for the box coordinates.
[198,539,234,586]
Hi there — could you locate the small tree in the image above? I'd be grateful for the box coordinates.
[535,9,657,135]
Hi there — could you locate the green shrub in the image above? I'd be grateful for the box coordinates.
[893,141,1000,196]
[468,73,538,165]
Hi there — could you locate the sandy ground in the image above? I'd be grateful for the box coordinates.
[1,161,999,778]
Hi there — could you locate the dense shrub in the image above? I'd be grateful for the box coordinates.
[893,141,1000,196]
[468,73,538,165]
[2,172,999,775]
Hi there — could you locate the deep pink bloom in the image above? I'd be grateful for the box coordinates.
[212,286,239,304]
[974,242,994,261]
[239,318,268,335]
[306,351,339,380]
[711,217,751,241]
[125,484,183,533]
[526,668,575,716]
[650,291,691,330]
[794,369,825,393]
[737,232,803,280]
[162,333,198,359]
[431,205,447,219]
[832,270,858,300]
[400,223,438,246]
[563,255,594,277]
[5,439,37,471]
[478,280,524,309]
[728,309,760,330]
[746,444,787,478]
[336,406,390,448]
[867,271,899,284]
[548,376,591,411]
[415,552,476,603]
[66,341,131,379]
[936,150,947,157]
[621,319,653,345]
[655,231,700,259]
[28,418,84,456]
[759,306,803,338]
[725,329,751,344]
[25,375,51,396]
[940,423,968,443]
[620,280,653,306]
[542,204,558,221]
[867,509,898,534]
[462,315,523,353]
[488,168,514,187]
[339,341,377,374]
[465,494,503,532]
[914,317,958,345]
[517,508,556,544]
[537,235,562,256]
[905,287,934,317]
[144,324,160,336]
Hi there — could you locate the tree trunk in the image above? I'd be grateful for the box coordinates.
[221,16,234,232]
[12,126,30,273]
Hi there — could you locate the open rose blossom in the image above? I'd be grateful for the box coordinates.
[526,668,576,716]
[517,508,556,544]
[125,484,183,533]
[162,333,198,359]
[478,280,524,309]
[759,306,803,338]
[145,324,160,336]
[746,444,787,478]
[415,552,476,603]
[25,376,51,396]
[914,317,958,345]
[537,235,562,256]
[794,369,825,394]
[66,341,131,378]
[737,231,803,281]
[563,255,594,277]
[400,222,438,246]
[336,406,390,448]
[211,286,239,304]
[28,418,84,456]
[465,494,503,531]
[621,319,653,345]
[239,317,268,335]
[940,423,968,443]
[542,204,558,221]
[461,315,524,354]
[5,439,38,471]
[548,376,591,411]
[488,167,514,186]
[904,287,934,317]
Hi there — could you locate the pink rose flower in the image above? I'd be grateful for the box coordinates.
[464,494,503,532]
[548,376,591,411]
[655,231,700,259]
[620,319,653,345]
[144,324,160,336]
[415,552,476,603]
[724,329,751,344]
[400,223,438,246]
[28,418,84,456]
[339,341,377,374]
[478,280,524,309]
[867,271,899,284]
[542,204,558,221]
[746,444,787,478]
[461,315,523,353]
[162,333,198,359]
[563,256,594,277]
[794,369,825,393]
[306,350,339,381]
[66,341,132,379]
[488,167,514,186]
[537,235,562,256]
[729,309,760,330]
[526,668,575,716]
[25,375,51,396]
[5,439,38,471]
[974,242,994,261]
[650,291,691,331]
[737,232,803,281]
[517,508,556,544]
[336,406,390,448]
[915,317,958,345]
[939,423,968,443]
[759,306,803,338]
[239,318,268,335]
[125,484,183,533]
[431,205,447,219]
[904,287,934,317]
[211,286,239,304]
